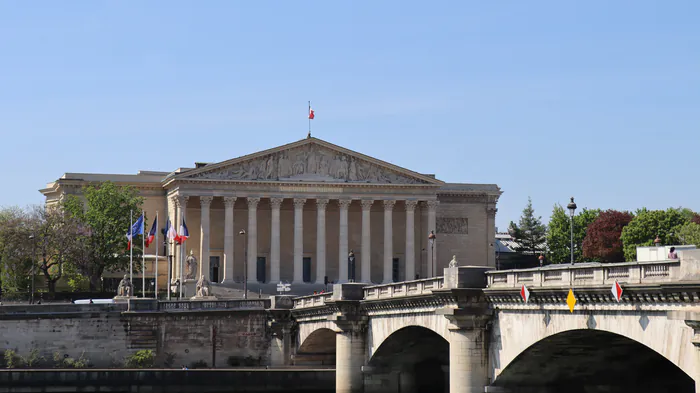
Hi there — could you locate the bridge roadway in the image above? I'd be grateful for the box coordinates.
[287,249,700,393]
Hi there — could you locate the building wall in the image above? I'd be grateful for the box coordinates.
[0,305,271,368]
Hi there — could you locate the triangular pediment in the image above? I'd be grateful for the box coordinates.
[178,137,443,185]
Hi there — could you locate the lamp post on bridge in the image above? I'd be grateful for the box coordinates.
[239,230,247,299]
[428,230,436,277]
[567,197,577,265]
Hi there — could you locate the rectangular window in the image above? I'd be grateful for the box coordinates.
[303,257,312,283]
[256,257,266,283]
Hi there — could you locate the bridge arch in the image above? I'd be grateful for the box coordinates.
[295,327,336,366]
[493,329,694,392]
[366,325,449,393]
[491,309,699,391]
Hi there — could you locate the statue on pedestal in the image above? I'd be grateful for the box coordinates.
[196,275,211,297]
[185,250,198,280]
[117,274,133,297]
[448,255,458,268]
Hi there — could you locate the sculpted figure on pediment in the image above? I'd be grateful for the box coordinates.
[190,143,429,184]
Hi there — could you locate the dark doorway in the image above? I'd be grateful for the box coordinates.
[392,258,400,282]
[209,256,220,283]
[256,257,266,283]
[303,257,312,283]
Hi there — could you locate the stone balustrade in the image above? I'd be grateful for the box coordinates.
[293,292,334,310]
[127,299,270,312]
[363,277,444,300]
[486,259,685,289]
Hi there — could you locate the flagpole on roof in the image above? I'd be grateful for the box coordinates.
[142,210,146,298]
[308,101,312,138]
[129,210,133,288]
[154,211,159,299]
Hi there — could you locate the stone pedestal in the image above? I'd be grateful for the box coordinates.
[269,296,295,367]
[112,296,133,304]
[183,280,196,298]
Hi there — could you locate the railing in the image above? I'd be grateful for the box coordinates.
[293,292,334,309]
[363,277,444,300]
[486,260,681,289]
[128,299,270,312]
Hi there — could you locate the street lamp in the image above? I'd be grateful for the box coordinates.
[239,230,247,299]
[348,250,356,282]
[428,230,436,277]
[28,234,36,304]
[567,197,577,265]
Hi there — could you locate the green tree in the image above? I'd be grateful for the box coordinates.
[620,208,688,261]
[31,205,85,293]
[0,206,34,295]
[674,222,700,247]
[546,205,600,263]
[508,197,546,257]
[63,182,144,290]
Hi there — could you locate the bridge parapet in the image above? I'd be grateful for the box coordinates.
[293,292,334,310]
[486,260,686,289]
[363,277,444,300]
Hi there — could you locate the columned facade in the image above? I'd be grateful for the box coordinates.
[41,137,502,290]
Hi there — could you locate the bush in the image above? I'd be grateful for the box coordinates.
[124,350,155,368]
[53,351,89,368]
[20,349,44,368]
[4,349,21,369]
[227,355,262,367]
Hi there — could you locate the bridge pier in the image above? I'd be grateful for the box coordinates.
[437,286,492,393]
[268,296,295,367]
[329,283,368,393]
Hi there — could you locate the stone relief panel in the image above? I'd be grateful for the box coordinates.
[436,217,469,234]
[189,143,430,184]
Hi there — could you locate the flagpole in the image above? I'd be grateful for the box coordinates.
[179,216,184,300]
[142,210,146,298]
[154,211,159,299]
[166,215,171,301]
[129,210,133,289]
[308,100,311,138]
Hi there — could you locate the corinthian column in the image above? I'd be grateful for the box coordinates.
[247,197,260,282]
[360,200,373,283]
[405,200,418,280]
[222,197,236,283]
[293,198,306,283]
[338,199,352,282]
[383,200,395,283]
[270,197,284,283]
[199,196,213,280]
[315,199,329,284]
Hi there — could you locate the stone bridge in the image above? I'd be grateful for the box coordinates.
[288,250,700,393]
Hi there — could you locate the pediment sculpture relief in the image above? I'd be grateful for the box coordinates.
[190,144,429,184]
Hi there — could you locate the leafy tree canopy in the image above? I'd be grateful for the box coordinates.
[0,206,33,293]
[63,181,143,290]
[546,205,600,263]
[582,210,634,262]
[620,208,688,261]
[674,222,700,247]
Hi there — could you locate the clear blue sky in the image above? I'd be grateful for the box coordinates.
[1,1,698,231]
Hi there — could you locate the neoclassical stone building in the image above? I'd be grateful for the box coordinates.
[41,137,501,288]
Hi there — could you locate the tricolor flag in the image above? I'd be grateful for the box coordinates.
[145,216,158,247]
[308,106,315,120]
[176,218,189,244]
[165,218,177,242]
[611,280,623,302]
[126,214,144,251]
[520,284,530,303]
